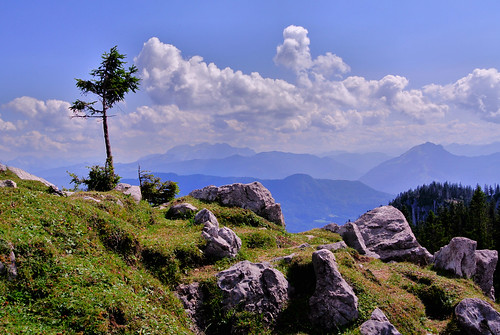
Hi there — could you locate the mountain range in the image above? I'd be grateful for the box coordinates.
[360,142,500,194]
[7,141,500,232]
[122,173,394,233]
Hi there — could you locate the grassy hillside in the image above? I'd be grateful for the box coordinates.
[0,169,498,334]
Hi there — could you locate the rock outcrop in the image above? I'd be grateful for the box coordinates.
[1,164,56,188]
[190,182,285,226]
[114,183,142,204]
[339,222,378,258]
[360,308,402,335]
[475,249,498,301]
[177,282,206,334]
[433,237,477,278]
[167,203,198,219]
[201,209,241,259]
[216,261,289,324]
[309,249,358,330]
[455,298,500,334]
[354,206,433,265]
[0,180,17,188]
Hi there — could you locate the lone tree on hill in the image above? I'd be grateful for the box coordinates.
[70,46,140,175]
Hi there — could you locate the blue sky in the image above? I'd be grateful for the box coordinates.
[2,1,500,166]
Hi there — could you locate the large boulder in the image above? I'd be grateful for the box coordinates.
[201,210,241,259]
[190,182,285,226]
[475,249,498,301]
[433,237,477,278]
[455,298,500,335]
[354,206,433,265]
[309,249,358,329]
[216,261,289,324]
[339,222,379,258]
[114,183,142,204]
[360,308,402,335]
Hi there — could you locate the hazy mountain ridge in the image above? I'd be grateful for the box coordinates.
[123,172,394,233]
[360,142,500,194]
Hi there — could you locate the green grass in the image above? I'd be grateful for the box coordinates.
[1,169,499,334]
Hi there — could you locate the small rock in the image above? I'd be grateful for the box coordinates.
[216,261,289,324]
[309,249,358,329]
[167,203,198,219]
[0,180,17,188]
[455,298,500,334]
[271,253,296,264]
[114,183,142,204]
[316,241,348,251]
[434,237,477,278]
[474,249,498,301]
[202,215,241,259]
[7,251,17,281]
[297,243,311,249]
[323,222,341,233]
[360,308,402,335]
[194,208,218,225]
[83,196,101,203]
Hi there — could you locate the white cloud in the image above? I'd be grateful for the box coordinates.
[424,68,500,122]
[0,97,103,162]
[274,25,350,81]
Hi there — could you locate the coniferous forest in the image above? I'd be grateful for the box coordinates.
[390,182,500,300]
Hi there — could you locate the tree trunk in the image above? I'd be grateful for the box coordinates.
[102,103,113,170]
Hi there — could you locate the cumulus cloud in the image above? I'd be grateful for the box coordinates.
[0,97,102,162]
[6,25,500,163]
[424,68,500,122]
[274,25,350,81]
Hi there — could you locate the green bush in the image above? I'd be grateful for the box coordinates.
[69,162,120,191]
[139,170,179,206]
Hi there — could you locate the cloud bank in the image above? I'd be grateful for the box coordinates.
[2,25,500,164]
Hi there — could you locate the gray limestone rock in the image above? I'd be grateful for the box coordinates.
[309,249,359,329]
[339,222,378,258]
[216,261,289,324]
[177,282,206,334]
[475,249,498,301]
[194,208,218,226]
[167,203,198,219]
[114,183,142,204]
[202,215,241,259]
[6,166,56,188]
[360,308,402,335]
[455,298,500,335]
[190,182,285,226]
[316,241,348,252]
[354,206,432,265]
[323,222,341,233]
[0,180,17,188]
[434,237,477,278]
[7,250,17,281]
